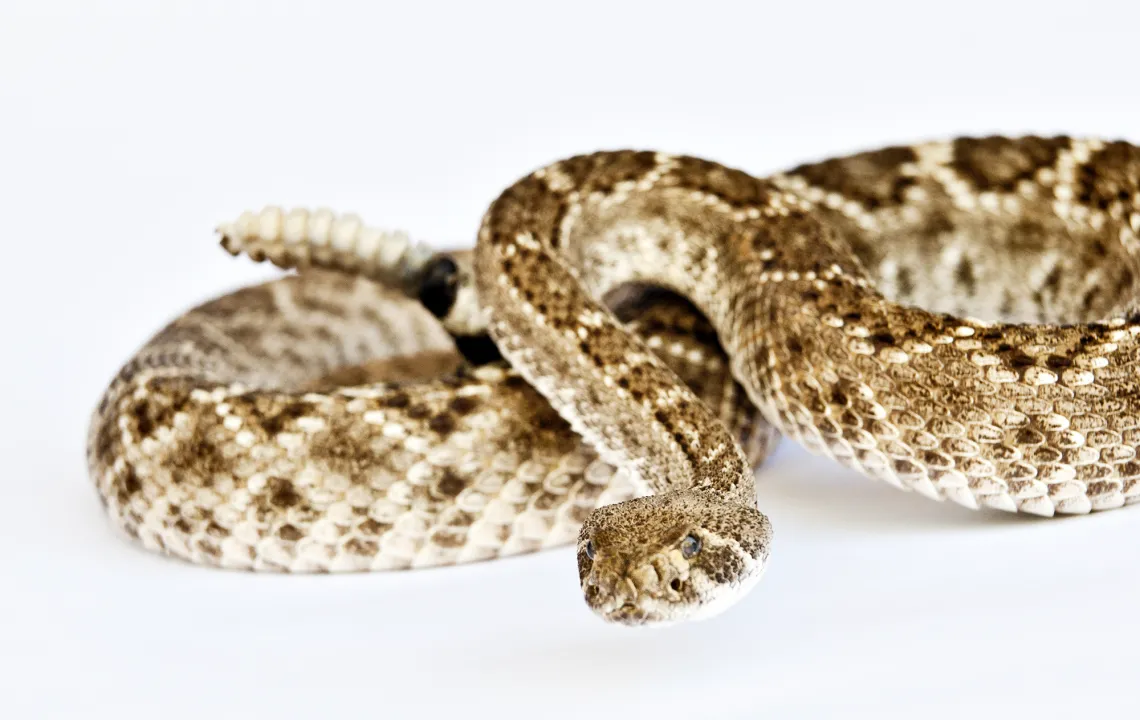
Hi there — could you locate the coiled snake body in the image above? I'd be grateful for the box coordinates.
[89,136,1140,625]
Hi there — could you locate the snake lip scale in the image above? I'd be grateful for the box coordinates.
[90,135,1140,625]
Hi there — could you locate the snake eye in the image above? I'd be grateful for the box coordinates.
[584,539,595,560]
[680,534,701,559]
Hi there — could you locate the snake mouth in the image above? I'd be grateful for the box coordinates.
[603,602,654,626]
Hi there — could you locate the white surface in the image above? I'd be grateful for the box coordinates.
[3,1,1139,718]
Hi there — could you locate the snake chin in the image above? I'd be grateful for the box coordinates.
[576,491,773,626]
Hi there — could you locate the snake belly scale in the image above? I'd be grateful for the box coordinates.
[89,136,1140,625]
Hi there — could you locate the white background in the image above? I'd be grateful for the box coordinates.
[3,1,1139,718]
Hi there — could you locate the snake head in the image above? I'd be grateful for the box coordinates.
[576,490,773,626]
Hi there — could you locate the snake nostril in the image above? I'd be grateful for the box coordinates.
[670,578,682,592]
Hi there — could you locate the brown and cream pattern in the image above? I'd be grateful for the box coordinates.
[89,136,1140,624]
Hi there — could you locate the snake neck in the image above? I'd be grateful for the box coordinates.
[473,152,772,505]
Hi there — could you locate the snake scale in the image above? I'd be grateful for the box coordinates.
[88,136,1140,625]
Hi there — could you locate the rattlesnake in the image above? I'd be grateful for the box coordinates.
[89,136,1140,625]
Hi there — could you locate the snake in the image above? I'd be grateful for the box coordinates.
[88,135,1140,626]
